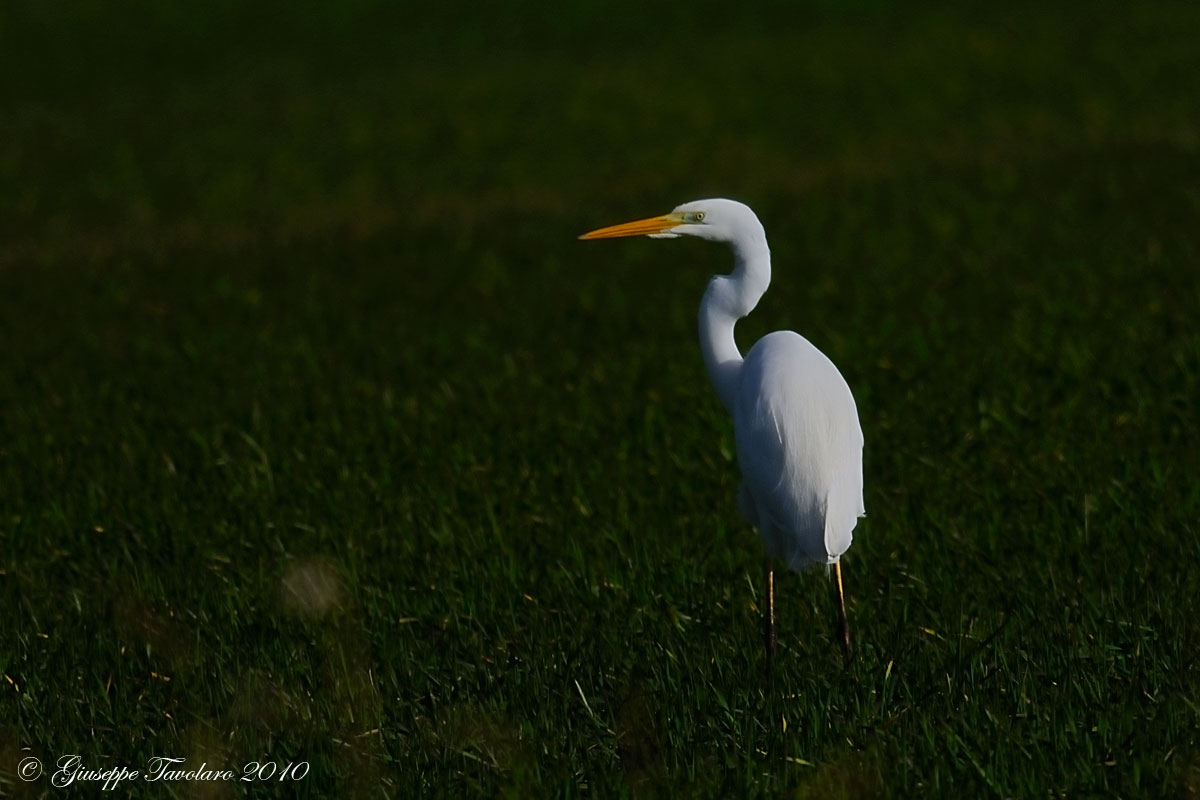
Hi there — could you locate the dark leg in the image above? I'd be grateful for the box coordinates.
[833,560,852,663]
[764,558,777,672]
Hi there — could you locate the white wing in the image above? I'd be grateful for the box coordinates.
[733,331,865,570]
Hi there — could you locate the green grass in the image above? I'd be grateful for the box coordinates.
[2,2,1199,796]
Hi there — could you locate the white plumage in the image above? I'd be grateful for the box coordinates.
[581,198,865,661]
[735,330,865,570]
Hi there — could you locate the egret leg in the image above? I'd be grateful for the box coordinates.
[833,560,852,663]
[764,558,777,672]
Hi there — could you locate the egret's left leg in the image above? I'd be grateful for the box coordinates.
[764,558,777,672]
[833,560,852,663]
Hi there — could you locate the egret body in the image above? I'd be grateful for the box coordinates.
[580,199,865,665]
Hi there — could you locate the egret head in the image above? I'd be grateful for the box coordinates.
[579,198,764,245]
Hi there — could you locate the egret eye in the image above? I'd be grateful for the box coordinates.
[695,211,706,222]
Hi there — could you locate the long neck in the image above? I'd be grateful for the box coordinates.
[698,237,771,414]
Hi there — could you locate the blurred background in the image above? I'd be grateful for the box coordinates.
[2,1,1199,797]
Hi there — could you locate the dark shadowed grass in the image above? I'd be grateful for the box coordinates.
[2,2,1199,797]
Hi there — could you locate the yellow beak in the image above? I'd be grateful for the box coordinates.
[578,213,682,240]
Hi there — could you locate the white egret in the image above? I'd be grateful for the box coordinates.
[580,199,865,666]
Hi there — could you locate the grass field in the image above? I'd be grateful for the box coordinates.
[2,2,1200,796]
